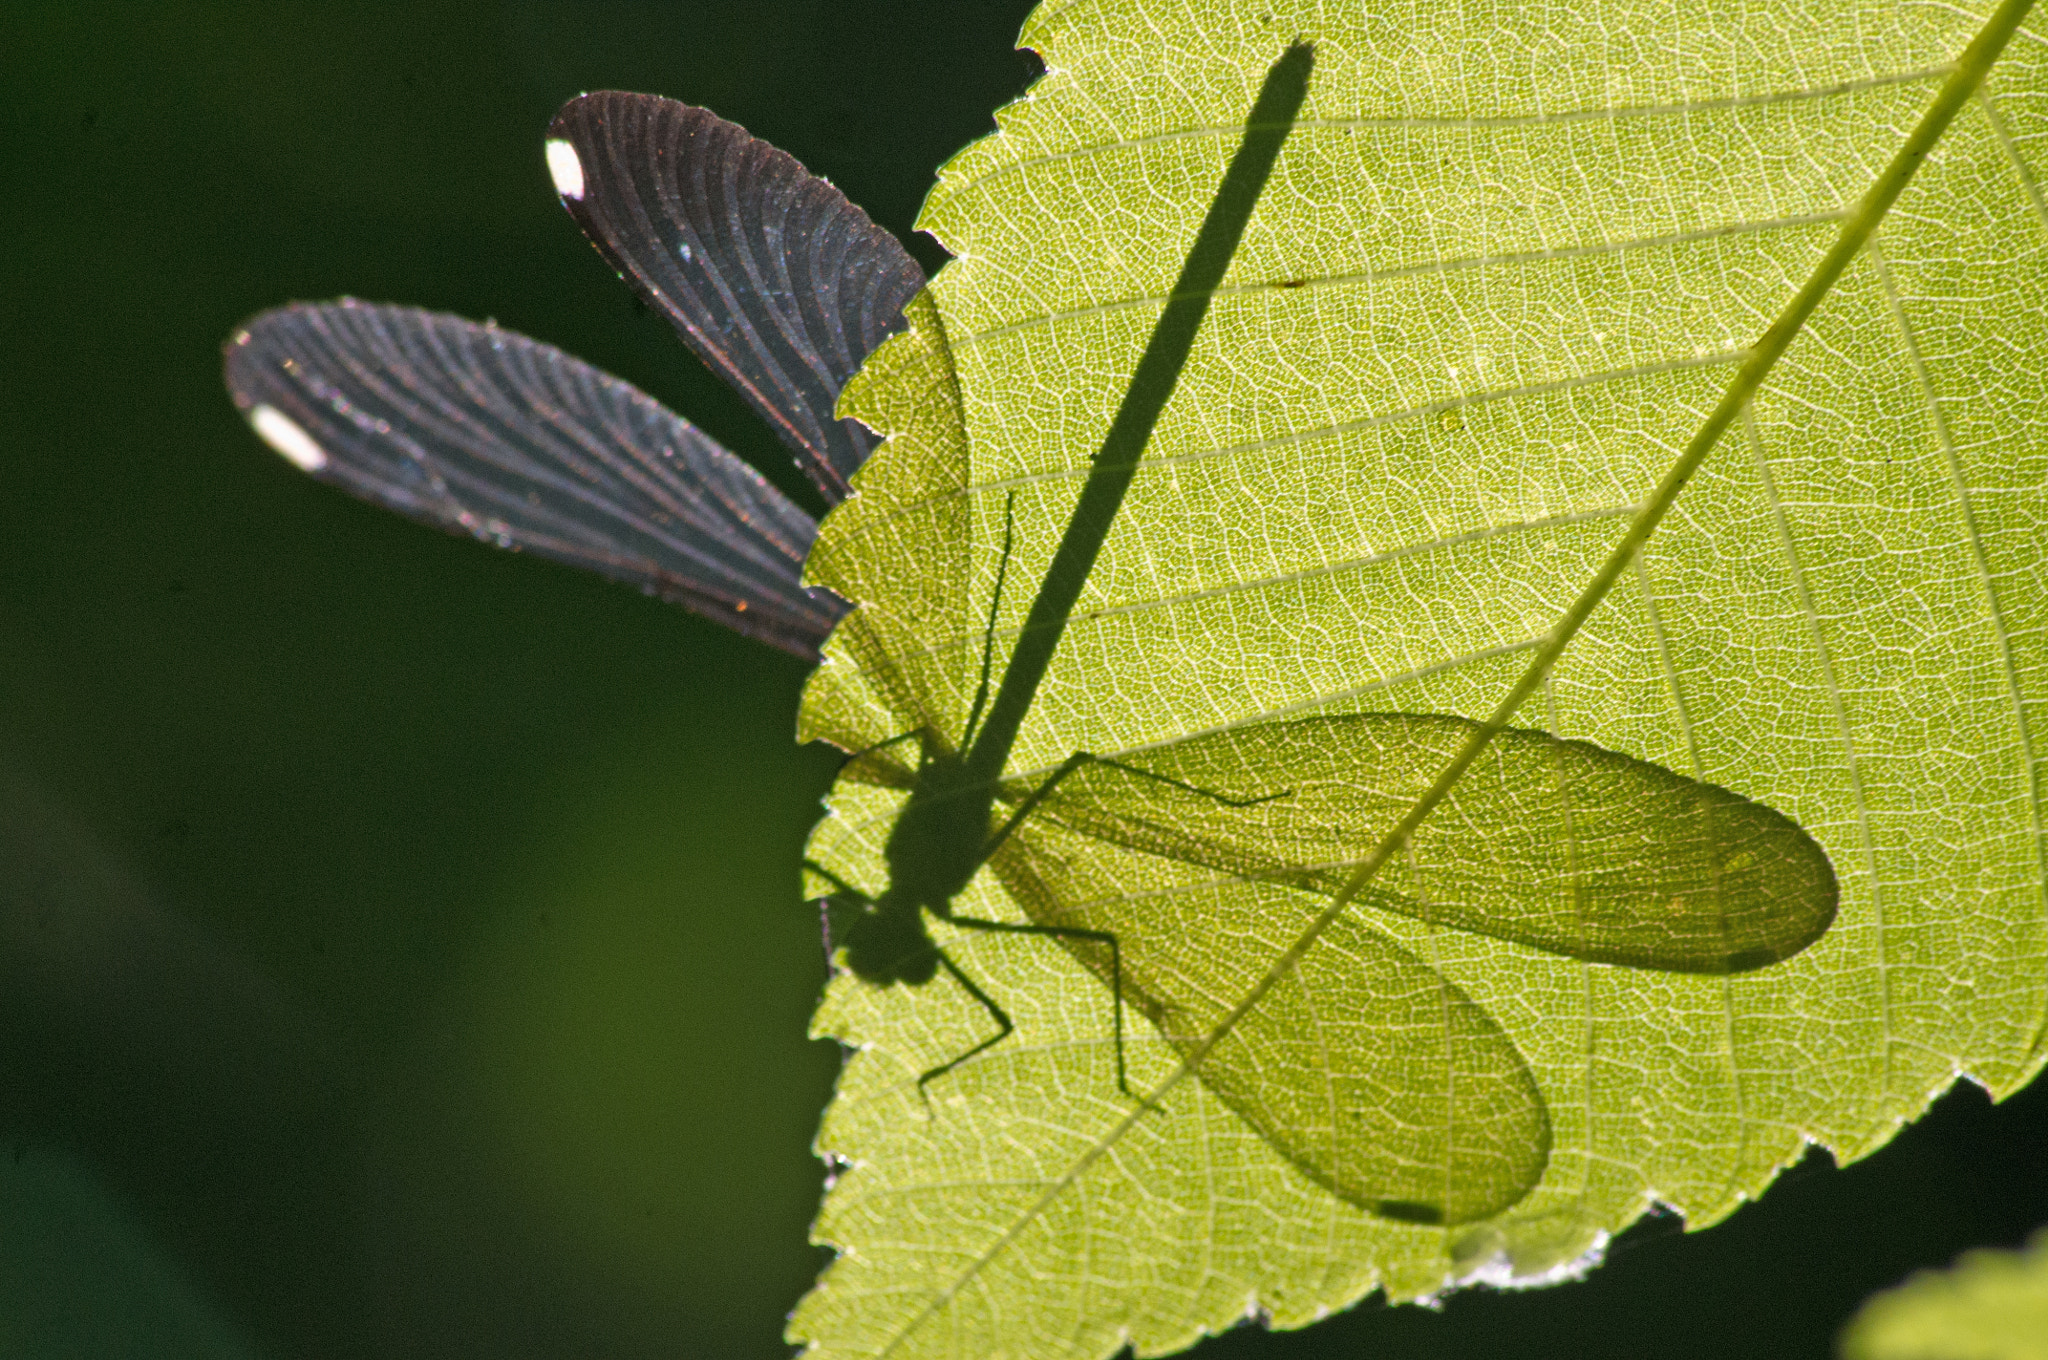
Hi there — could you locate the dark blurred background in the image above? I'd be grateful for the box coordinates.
[0,4,2041,1357]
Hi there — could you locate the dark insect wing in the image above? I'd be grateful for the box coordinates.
[547,92,926,502]
[224,301,848,659]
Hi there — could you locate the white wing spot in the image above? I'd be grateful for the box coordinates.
[545,138,585,200]
[250,404,328,473]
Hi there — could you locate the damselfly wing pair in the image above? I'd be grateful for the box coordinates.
[225,47,1835,1227]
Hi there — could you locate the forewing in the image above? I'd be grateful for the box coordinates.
[546,92,926,502]
[223,300,847,658]
[1013,714,1838,974]
[992,832,1549,1225]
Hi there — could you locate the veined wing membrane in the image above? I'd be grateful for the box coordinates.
[224,301,846,658]
[1009,714,1839,975]
[547,92,926,502]
[992,816,1548,1225]
[990,713,1832,1221]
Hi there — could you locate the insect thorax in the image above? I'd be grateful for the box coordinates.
[881,745,998,917]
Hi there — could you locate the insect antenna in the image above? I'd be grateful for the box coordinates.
[957,490,1019,754]
[833,729,924,786]
[804,857,878,965]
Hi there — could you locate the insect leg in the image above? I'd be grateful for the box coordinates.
[965,746,1278,1109]
[801,858,868,900]
[983,751,1288,866]
[980,751,1097,859]
[803,858,875,966]
[917,949,1015,1100]
[837,729,923,785]
[1078,754,1291,809]
[958,490,1019,752]
[943,913,1147,1104]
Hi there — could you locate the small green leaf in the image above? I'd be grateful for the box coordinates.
[1841,1231,2048,1360]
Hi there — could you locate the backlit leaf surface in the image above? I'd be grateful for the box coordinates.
[791,2,2048,1355]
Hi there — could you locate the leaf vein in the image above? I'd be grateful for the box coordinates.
[1867,235,2048,1061]
[970,352,1743,494]
[1975,86,2048,260]
[954,67,1946,189]
[958,214,1848,350]
[1739,405,1895,1099]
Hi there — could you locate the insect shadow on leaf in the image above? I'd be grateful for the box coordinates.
[808,496,1294,1107]
[795,40,1318,1108]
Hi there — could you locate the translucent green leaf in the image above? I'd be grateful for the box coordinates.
[1842,1231,2048,1360]
[793,1,2048,1355]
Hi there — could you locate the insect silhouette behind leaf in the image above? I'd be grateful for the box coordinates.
[805,327,1837,1221]
[221,45,1837,1232]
